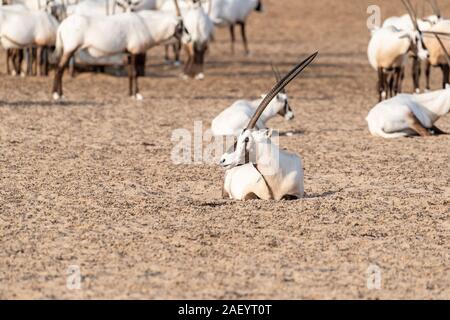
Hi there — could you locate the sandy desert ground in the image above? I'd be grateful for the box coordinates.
[0,0,449,299]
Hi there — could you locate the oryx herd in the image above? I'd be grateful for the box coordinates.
[0,0,262,98]
[0,0,449,201]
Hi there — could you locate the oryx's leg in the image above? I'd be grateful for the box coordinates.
[6,49,11,75]
[25,48,30,75]
[238,21,249,55]
[439,63,449,89]
[397,66,405,93]
[229,24,235,54]
[222,184,230,199]
[164,45,170,63]
[406,112,431,137]
[393,67,402,96]
[377,67,386,101]
[43,47,49,76]
[16,49,24,76]
[243,192,259,200]
[32,47,37,76]
[388,73,394,98]
[132,54,141,99]
[430,125,448,135]
[412,56,421,93]
[52,51,74,100]
[128,54,134,97]
[173,41,181,66]
[425,60,431,91]
[136,53,146,77]
[183,43,194,78]
[37,46,43,76]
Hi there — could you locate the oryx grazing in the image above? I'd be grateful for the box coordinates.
[0,0,59,76]
[209,0,262,55]
[219,52,318,201]
[51,0,192,100]
[366,35,449,139]
[211,64,293,136]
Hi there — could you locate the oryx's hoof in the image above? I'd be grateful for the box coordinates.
[11,70,17,76]
[20,72,26,78]
[181,74,189,80]
[195,73,205,80]
[135,93,144,101]
[446,83,450,89]
[52,92,63,101]
[381,91,387,99]
[414,88,421,94]
[173,60,181,67]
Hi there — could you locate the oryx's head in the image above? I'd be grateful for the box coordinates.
[270,63,294,120]
[219,128,274,169]
[402,0,429,60]
[116,0,142,12]
[219,52,318,170]
[255,0,263,12]
[409,30,429,60]
[172,0,192,44]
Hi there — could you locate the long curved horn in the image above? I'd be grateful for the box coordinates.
[173,0,181,17]
[246,52,318,129]
[270,62,281,82]
[402,0,419,31]
[427,0,441,18]
[435,34,450,65]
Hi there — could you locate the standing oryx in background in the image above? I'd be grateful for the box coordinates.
[160,0,214,79]
[219,52,318,200]
[209,0,262,55]
[382,0,443,93]
[52,0,192,100]
[368,0,429,101]
[0,0,59,76]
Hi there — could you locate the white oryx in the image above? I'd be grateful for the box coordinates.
[366,34,449,139]
[52,0,191,100]
[160,0,214,79]
[382,0,444,93]
[209,0,262,55]
[219,52,317,200]
[211,65,293,136]
[368,0,428,101]
[366,87,450,138]
[423,20,450,90]
[0,1,59,76]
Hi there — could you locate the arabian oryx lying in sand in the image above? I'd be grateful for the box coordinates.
[211,65,293,136]
[52,0,191,100]
[219,52,318,200]
[366,35,450,139]
[368,0,428,101]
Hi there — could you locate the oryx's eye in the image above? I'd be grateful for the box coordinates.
[244,137,249,143]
